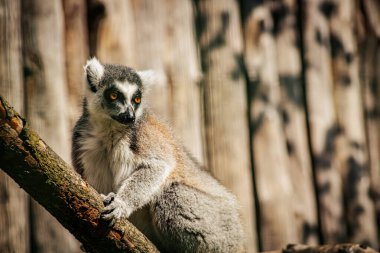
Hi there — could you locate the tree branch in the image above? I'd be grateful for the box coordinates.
[0,96,158,253]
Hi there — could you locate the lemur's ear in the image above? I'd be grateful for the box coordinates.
[137,69,167,90]
[84,57,104,92]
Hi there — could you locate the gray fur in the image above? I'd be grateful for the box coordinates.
[72,58,245,253]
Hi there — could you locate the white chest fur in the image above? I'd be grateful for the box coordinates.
[79,123,136,194]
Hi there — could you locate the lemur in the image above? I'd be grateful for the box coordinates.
[72,58,245,253]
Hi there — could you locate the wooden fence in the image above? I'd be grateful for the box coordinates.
[0,0,379,252]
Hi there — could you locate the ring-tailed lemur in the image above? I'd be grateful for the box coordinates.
[72,58,245,253]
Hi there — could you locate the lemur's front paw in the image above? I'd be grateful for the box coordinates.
[100,192,116,205]
[100,192,133,226]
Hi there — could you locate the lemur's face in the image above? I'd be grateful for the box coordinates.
[84,58,154,125]
[101,81,142,124]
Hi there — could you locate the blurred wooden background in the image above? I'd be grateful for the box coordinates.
[1,0,380,252]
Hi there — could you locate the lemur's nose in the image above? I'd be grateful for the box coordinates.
[126,106,135,121]
[113,106,135,124]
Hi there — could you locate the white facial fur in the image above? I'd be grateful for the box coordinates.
[113,81,145,119]
[114,81,138,107]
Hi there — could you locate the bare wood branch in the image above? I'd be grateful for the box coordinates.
[0,96,158,253]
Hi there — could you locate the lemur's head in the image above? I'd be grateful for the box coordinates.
[84,58,155,125]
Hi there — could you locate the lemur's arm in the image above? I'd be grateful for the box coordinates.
[101,159,174,224]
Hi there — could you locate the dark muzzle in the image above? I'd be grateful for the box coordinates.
[112,107,135,124]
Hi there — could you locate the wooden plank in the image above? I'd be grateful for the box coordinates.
[241,1,298,250]
[270,0,319,245]
[362,0,380,38]
[196,0,257,251]
[88,0,135,66]
[130,0,204,161]
[358,1,380,246]
[163,0,204,163]
[62,0,89,130]
[0,2,29,252]
[130,0,169,119]
[328,0,378,247]
[22,0,80,252]
[301,0,346,243]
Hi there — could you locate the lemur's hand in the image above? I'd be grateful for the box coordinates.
[100,192,133,226]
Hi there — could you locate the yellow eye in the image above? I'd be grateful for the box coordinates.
[110,92,118,100]
[134,97,141,104]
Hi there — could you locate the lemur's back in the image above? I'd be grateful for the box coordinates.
[72,58,245,253]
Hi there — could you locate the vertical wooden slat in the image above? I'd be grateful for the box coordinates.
[130,0,169,119]
[131,0,203,161]
[196,0,257,251]
[328,0,378,247]
[22,0,80,252]
[0,1,29,252]
[163,0,204,163]
[302,0,346,243]
[62,0,89,130]
[241,1,297,250]
[372,39,380,248]
[0,0,24,113]
[358,0,380,246]
[88,0,135,67]
[362,0,380,38]
[270,0,319,245]
[361,37,380,247]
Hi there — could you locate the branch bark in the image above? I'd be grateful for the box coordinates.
[0,96,158,253]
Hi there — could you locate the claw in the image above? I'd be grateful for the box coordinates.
[99,194,132,226]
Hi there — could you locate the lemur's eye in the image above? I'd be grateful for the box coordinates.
[134,97,141,104]
[109,92,118,101]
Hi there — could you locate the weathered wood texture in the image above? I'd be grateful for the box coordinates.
[62,0,89,130]
[0,96,158,253]
[328,0,378,247]
[0,0,24,113]
[280,244,378,253]
[163,0,204,163]
[130,0,205,163]
[358,0,380,244]
[271,0,318,245]
[130,0,169,119]
[88,0,136,66]
[241,1,297,250]
[21,0,80,252]
[2,0,380,251]
[301,0,345,244]
[0,1,29,252]
[196,0,257,251]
